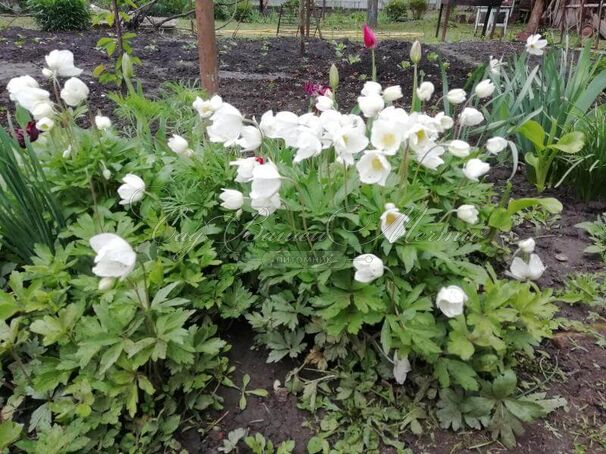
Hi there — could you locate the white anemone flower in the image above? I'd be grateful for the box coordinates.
[207,103,244,146]
[6,75,39,101]
[526,34,548,56]
[414,144,445,170]
[447,89,466,104]
[168,134,193,157]
[230,157,260,183]
[294,129,322,163]
[332,126,369,166]
[463,158,490,181]
[315,95,334,112]
[383,85,403,102]
[459,108,484,127]
[486,136,508,155]
[237,125,263,152]
[475,79,495,98]
[353,253,384,283]
[43,50,83,78]
[95,115,112,130]
[193,94,223,118]
[371,120,402,155]
[358,94,385,118]
[12,86,51,116]
[35,117,54,132]
[60,77,89,106]
[219,189,244,210]
[380,203,409,243]
[456,205,479,224]
[518,238,536,254]
[509,253,546,281]
[356,151,391,186]
[393,353,411,385]
[361,81,383,96]
[417,81,434,101]
[489,56,504,76]
[250,161,281,199]
[434,112,454,132]
[30,101,54,120]
[251,193,281,216]
[259,110,280,138]
[117,174,145,205]
[448,140,471,158]
[436,285,467,318]
[89,233,136,279]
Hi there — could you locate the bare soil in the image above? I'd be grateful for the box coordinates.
[0,28,604,454]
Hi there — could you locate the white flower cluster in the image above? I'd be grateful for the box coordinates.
[6,49,115,135]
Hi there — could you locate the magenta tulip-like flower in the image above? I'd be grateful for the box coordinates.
[304,81,330,97]
[363,24,377,49]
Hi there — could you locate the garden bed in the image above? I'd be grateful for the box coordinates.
[0,27,604,454]
[0,28,523,119]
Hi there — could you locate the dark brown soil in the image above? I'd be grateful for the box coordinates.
[0,28,523,119]
[0,28,604,454]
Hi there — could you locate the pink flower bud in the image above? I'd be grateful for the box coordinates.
[363,24,377,49]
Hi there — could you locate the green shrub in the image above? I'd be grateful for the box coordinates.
[384,0,408,22]
[214,1,230,20]
[558,106,606,201]
[234,0,254,22]
[409,0,428,20]
[29,0,91,31]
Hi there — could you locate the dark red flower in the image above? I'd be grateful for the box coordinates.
[255,156,265,165]
[304,81,331,97]
[14,121,40,148]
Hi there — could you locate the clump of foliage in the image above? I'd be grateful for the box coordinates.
[28,0,91,31]
[1,56,241,451]
[558,106,606,201]
[202,39,564,448]
[234,0,254,22]
[0,123,65,263]
[2,36,570,451]
[576,214,606,262]
[384,0,408,22]
[409,0,428,20]
[486,41,606,192]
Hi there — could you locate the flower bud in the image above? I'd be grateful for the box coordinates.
[98,277,115,291]
[103,168,111,180]
[410,40,422,64]
[329,64,339,91]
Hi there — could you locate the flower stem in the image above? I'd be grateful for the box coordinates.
[371,49,377,82]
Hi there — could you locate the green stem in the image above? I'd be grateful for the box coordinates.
[371,49,377,82]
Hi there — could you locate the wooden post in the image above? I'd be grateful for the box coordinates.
[524,0,545,33]
[195,0,218,94]
[367,0,379,27]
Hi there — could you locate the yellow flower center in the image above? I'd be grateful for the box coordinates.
[385,212,397,225]
[372,157,384,171]
[382,133,396,149]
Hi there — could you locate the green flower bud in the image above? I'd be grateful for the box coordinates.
[410,40,422,65]
[329,64,339,91]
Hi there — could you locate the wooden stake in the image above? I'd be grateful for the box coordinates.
[195,0,218,94]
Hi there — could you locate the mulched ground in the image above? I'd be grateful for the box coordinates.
[0,27,604,453]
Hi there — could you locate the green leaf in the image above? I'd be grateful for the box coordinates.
[518,120,545,150]
[488,207,512,232]
[549,131,585,154]
[447,330,475,360]
[307,436,328,454]
[0,293,18,320]
[492,370,517,399]
[0,421,22,449]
